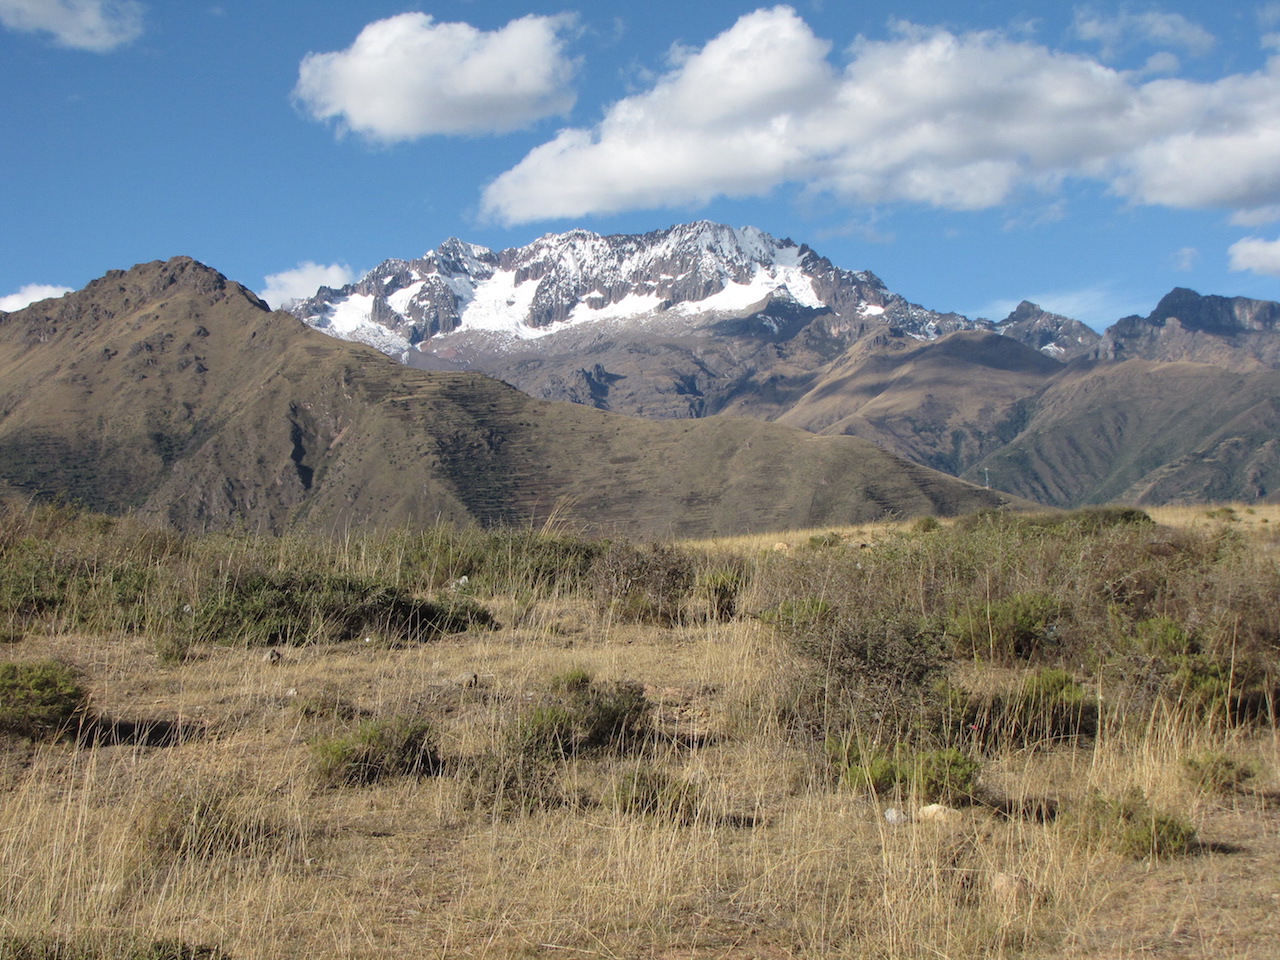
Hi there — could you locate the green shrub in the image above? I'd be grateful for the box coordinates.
[0,659,88,739]
[404,525,605,596]
[948,593,1064,662]
[607,765,704,824]
[1134,617,1197,657]
[512,674,651,758]
[311,716,441,786]
[549,666,593,693]
[910,516,942,534]
[951,668,1098,750]
[784,613,950,740]
[837,746,902,796]
[910,748,982,804]
[830,738,980,804]
[1079,790,1197,860]
[1182,751,1256,794]
[693,565,748,621]
[1167,654,1233,715]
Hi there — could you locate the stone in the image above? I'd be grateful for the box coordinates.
[916,802,961,823]
[990,872,1038,907]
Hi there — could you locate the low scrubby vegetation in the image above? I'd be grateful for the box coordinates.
[1,499,1278,958]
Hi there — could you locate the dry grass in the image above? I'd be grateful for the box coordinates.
[3,627,1277,959]
[2,505,1279,959]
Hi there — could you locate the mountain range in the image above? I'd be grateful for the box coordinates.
[289,222,1280,507]
[0,257,1011,538]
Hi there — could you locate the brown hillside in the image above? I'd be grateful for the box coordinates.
[970,359,1280,506]
[0,258,1015,537]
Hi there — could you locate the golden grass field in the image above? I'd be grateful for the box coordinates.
[1,503,1278,959]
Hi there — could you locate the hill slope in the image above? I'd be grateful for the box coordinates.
[0,258,1013,537]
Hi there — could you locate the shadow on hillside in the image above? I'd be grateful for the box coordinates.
[981,795,1060,823]
[78,714,204,748]
[1193,838,1246,856]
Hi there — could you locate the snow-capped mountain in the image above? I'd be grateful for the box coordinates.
[288,221,1090,359]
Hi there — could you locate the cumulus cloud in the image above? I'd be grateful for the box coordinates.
[480,6,1280,227]
[1072,8,1215,60]
[295,12,577,142]
[260,262,355,309]
[0,283,72,312]
[0,0,143,52]
[1228,236,1280,275]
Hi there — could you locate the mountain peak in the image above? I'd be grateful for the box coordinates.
[287,221,955,355]
[1091,286,1280,368]
[1148,287,1280,334]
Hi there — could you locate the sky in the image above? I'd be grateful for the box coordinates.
[5,2,1280,330]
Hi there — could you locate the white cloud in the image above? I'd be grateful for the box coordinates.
[0,0,142,52]
[479,6,1280,228]
[1172,246,1199,271]
[0,283,72,311]
[1231,204,1280,226]
[1228,235,1280,275]
[1072,8,1215,60]
[260,262,355,309]
[295,12,577,142]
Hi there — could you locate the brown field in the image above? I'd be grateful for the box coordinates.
[1,503,1278,959]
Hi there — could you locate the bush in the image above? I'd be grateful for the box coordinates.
[692,565,748,621]
[1166,654,1233,716]
[1182,751,1256,794]
[188,570,494,646]
[457,751,570,817]
[512,672,652,759]
[782,612,950,740]
[141,781,285,863]
[1079,790,1197,860]
[403,525,605,596]
[830,738,981,804]
[943,669,1098,751]
[910,516,942,534]
[588,542,694,625]
[0,659,88,739]
[911,747,983,804]
[607,765,704,824]
[312,716,442,786]
[1133,617,1197,657]
[948,593,1064,662]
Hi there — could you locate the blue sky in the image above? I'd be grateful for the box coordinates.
[4,1,1280,330]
